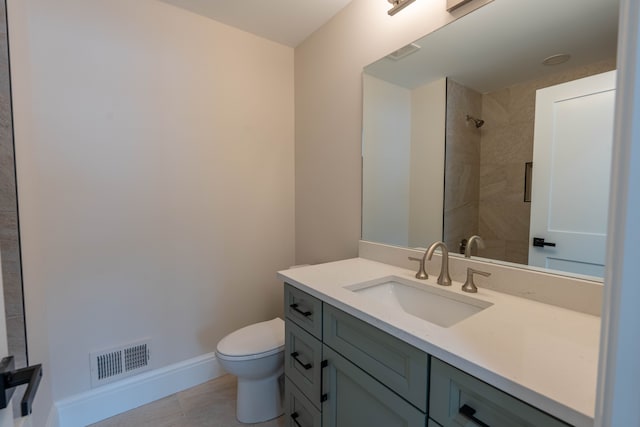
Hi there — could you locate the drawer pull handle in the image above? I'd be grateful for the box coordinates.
[289,303,312,317]
[291,412,303,427]
[290,352,312,370]
[460,404,491,427]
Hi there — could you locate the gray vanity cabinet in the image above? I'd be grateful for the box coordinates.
[429,358,570,427]
[321,345,425,427]
[284,283,430,427]
[284,283,572,427]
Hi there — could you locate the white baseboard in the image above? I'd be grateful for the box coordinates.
[54,352,223,427]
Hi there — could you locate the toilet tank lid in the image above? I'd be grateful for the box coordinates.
[217,317,284,357]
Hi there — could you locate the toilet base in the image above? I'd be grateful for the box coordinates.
[236,370,284,423]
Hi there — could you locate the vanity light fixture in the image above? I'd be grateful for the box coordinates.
[446,0,474,12]
[388,0,417,16]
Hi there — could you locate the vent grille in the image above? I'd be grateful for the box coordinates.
[97,350,123,380]
[90,339,151,387]
[124,344,148,371]
[386,43,421,61]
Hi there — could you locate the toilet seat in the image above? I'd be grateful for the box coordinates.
[216,317,284,361]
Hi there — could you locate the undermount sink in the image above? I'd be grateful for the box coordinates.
[346,276,493,327]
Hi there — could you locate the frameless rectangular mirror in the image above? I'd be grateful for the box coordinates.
[362,0,618,280]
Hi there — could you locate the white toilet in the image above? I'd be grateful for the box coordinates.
[216,317,285,423]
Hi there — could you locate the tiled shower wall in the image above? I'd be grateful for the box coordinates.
[0,0,27,368]
[445,58,616,265]
[443,79,481,254]
[477,81,534,264]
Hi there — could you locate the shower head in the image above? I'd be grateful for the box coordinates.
[466,114,485,128]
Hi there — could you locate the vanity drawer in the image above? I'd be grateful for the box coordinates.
[285,377,321,427]
[285,319,323,408]
[285,283,323,339]
[323,304,429,412]
[430,358,570,427]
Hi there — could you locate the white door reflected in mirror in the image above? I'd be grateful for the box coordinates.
[529,71,616,277]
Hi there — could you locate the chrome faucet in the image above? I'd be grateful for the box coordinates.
[426,241,452,286]
[465,235,485,258]
[462,268,491,293]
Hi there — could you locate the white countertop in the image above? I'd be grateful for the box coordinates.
[278,258,600,427]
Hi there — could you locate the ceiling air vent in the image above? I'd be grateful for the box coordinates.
[386,43,421,61]
[90,339,151,387]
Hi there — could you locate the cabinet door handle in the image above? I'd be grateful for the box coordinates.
[459,404,491,427]
[291,412,303,427]
[290,352,312,370]
[289,303,312,317]
[320,360,328,402]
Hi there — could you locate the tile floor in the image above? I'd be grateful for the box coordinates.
[89,375,285,427]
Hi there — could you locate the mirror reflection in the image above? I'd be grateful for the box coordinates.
[362,0,618,279]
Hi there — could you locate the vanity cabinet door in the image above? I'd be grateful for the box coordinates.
[285,377,321,427]
[285,320,323,408]
[323,303,429,411]
[322,345,425,427]
[430,358,570,427]
[285,284,323,339]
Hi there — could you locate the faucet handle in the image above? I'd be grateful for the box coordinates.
[408,256,428,280]
[462,268,491,293]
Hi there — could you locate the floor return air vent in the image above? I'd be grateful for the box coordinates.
[90,339,151,387]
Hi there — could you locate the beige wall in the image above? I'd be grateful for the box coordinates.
[361,75,446,249]
[8,0,294,420]
[362,74,411,247]
[409,78,446,249]
[294,0,492,265]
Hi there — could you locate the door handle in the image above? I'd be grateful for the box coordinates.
[533,237,556,248]
[0,356,43,416]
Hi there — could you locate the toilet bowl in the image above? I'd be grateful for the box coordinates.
[216,317,285,423]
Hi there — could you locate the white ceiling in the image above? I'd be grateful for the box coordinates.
[158,0,353,47]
